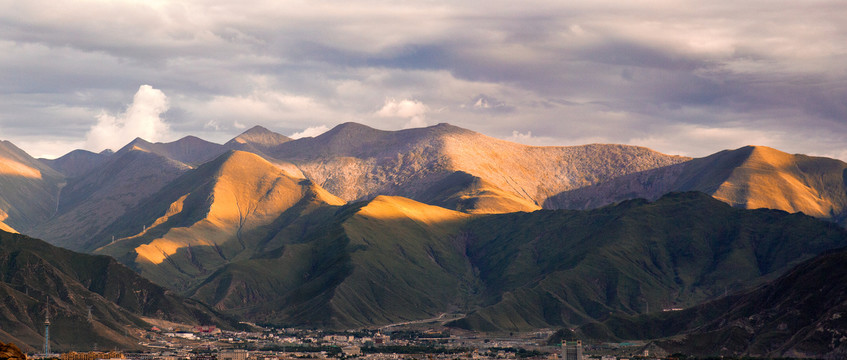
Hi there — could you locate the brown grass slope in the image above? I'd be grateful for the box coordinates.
[94,150,344,292]
[263,122,688,214]
[547,145,847,223]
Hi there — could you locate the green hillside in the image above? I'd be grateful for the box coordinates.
[187,196,473,328]
[565,246,847,357]
[448,192,847,331]
[158,192,847,331]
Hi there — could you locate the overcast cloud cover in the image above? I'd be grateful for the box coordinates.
[1,0,845,159]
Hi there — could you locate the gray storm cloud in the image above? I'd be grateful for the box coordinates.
[0,0,845,159]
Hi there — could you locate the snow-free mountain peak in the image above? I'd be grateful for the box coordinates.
[226,125,291,147]
[115,135,227,165]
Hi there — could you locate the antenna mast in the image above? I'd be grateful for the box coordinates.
[44,297,51,355]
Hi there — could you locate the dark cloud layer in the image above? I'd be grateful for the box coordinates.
[0,0,845,159]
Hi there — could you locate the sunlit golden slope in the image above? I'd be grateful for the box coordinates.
[548,145,847,222]
[0,210,16,233]
[350,195,470,225]
[420,171,540,213]
[265,123,687,214]
[713,146,845,218]
[325,196,473,326]
[225,126,304,179]
[133,151,343,264]
[95,150,344,289]
[32,133,301,251]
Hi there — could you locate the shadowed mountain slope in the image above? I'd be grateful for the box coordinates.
[0,141,65,232]
[568,246,847,358]
[28,148,192,251]
[447,192,847,332]
[0,230,233,352]
[40,149,111,178]
[547,146,847,224]
[185,195,473,328]
[102,189,847,331]
[29,136,237,251]
[121,136,228,166]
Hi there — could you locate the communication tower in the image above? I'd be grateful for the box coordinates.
[44,297,51,355]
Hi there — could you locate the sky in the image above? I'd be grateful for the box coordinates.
[1,0,846,160]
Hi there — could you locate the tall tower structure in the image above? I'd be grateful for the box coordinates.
[44,297,51,355]
[562,340,582,360]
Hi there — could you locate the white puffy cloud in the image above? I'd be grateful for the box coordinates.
[290,125,330,139]
[84,85,170,152]
[376,98,428,128]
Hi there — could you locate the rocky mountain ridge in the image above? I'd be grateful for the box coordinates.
[548,145,847,224]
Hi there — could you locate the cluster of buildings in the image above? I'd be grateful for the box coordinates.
[26,323,675,360]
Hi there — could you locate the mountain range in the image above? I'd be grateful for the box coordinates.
[1,122,847,355]
[547,145,847,224]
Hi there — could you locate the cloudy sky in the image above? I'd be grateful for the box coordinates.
[1,0,845,159]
